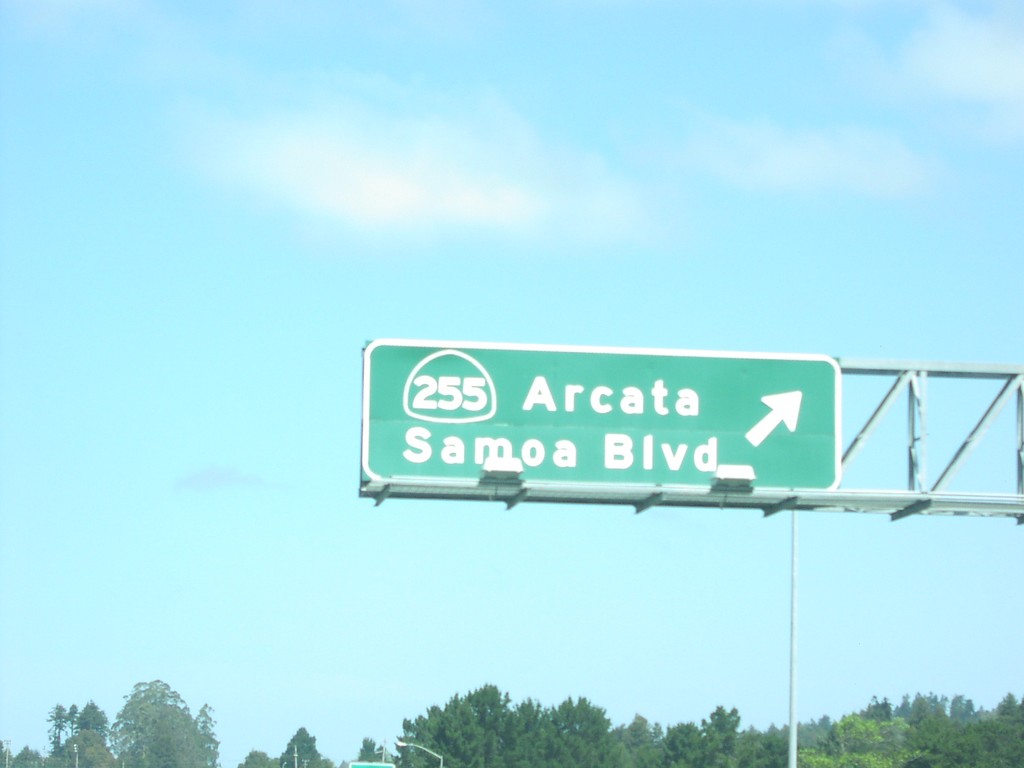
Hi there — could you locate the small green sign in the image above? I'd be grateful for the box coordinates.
[361,340,841,491]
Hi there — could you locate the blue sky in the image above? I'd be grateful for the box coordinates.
[1,0,1022,765]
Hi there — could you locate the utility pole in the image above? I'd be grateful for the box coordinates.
[293,745,298,768]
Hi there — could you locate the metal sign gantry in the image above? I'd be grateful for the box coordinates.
[362,355,1024,523]
[834,359,1023,522]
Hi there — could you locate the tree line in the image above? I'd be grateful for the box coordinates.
[6,682,217,768]
[4,681,1022,768]
[380,686,1024,768]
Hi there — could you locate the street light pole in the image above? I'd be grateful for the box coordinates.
[395,741,443,768]
[788,510,799,768]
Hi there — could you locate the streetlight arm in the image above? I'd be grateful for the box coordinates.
[395,741,443,768]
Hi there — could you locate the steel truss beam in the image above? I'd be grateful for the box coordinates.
[840,359,1024,521]
[362,359,1024,523]
[360,478,1024,518]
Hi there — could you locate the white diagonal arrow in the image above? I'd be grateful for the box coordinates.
[745,391,803,447]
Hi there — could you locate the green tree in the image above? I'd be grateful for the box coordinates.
[400,684,513,768]
[803,713,914,768]
[355,740,379,764]
[734,727,786,768]
[860,698,893,723]
[613,715,663,768]
[78,702,110,743]
[49,705,71,754]
[905,715,969,768]
[278,728,331,768]
[504,698,551,768]
[994,692,1020,719]
[237,751,277,768]
[663,721,701,768]
[980,696,1024,767]
[546,696,624,768]
[897,694,948,726]
[196,705,219,768]
[905,694,1024,768]
[11,747,45,768]
[458,684,509,768]
[111,680,219,768]
[947,695,976,724]
[66,731,115,768]
[700,706,740,768]
[400,685,626,768]
[798,716,833,751]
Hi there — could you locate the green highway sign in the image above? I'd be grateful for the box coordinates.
[361,340,842,492]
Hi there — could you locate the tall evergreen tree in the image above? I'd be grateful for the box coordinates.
[356,740,379,764]
[948,695,977,724]
[699,706,740,768]
[48,705,70,754]
[111,681,219,768]
[78,702,110,742]
[237,751,276,768]
[278,728,330,768]
[196,705,220,768]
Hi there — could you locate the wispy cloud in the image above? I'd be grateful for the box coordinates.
[6,0,131,22]
[175,465,270,492]
[834,2,1024,142]
[188,91,648,243]
[3,0,146,38]
[207,108,541,228]
[898,3,1024,140]
[678,113,933,197]
[11,0,651,244]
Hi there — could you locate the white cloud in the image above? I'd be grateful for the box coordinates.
[679,114,933,197]
[898,3,1024,140]
[191,94,646,242]
[4,0,138,31]
[225,115,540,228]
